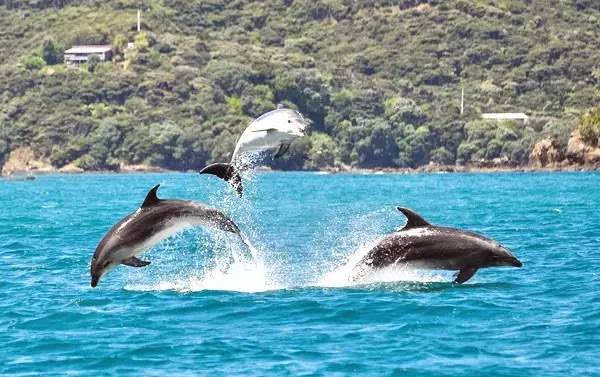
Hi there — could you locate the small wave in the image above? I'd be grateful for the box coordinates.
[123,186,280,293]
[125,257,280,293]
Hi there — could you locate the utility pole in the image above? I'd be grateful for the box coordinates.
[137,10,141,32]
[460,87,464,116]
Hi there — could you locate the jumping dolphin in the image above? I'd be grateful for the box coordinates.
[199,105,308,196]
[353,207,522,284]
[90,185,242,287]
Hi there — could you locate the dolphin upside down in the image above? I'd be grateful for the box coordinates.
[90,185,242,287]
[199,105,308,196]
[353,207,522,284]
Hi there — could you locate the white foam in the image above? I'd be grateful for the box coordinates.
[316,239,450,288]
[126,260,279,293]
[124,173,282,293]
[121,194,451,293]
[124,235,281,293]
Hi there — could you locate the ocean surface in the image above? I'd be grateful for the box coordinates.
[1,171,599,376]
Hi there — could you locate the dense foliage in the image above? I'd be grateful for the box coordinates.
[1,0,600,171]
[578,105,600,146]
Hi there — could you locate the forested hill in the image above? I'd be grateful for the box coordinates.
[2,0,600,172]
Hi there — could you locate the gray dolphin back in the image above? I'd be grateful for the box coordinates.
[90,185,245,287]
[353,207,521,284]
[99,185,241,253]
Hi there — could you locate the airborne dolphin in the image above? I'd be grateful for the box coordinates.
[199,105,308,196]
[90,185,242,287]
[353,207,522,284]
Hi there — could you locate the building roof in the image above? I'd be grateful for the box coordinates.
[64,45,112,54]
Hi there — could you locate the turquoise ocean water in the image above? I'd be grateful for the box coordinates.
[1,172,599,376]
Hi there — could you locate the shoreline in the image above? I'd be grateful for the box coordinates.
[2,163,598,178]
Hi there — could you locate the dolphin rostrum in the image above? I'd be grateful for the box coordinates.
[90,185,242,287]
[353,207,522,284]
[199,105,308,196]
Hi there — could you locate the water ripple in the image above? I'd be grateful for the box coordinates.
[1,172,599,376]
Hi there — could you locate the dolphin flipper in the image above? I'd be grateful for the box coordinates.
[273,143,290,159]
[122,257,151,267]
[454,267,478,284]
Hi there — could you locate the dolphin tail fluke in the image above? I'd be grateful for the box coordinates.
[237,232,263,264]
[199,163,243,197]
[238,232,253,252]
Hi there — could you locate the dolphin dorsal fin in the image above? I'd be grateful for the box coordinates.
[397,207,431,229]
[141,185,161,208]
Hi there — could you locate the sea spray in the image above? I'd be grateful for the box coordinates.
[314,208,450,287]
[125,172,454,292]
[307,208,393,286]
[124,227,280,293]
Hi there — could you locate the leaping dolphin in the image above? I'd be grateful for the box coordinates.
[90,185,242,287]
[353,207,522,284]
[199,105,308,196]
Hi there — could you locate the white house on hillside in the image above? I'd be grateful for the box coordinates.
[482,113,529,124]
[64,45,113,65]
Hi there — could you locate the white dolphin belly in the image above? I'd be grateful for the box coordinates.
[232,130,296,161]
[116,216,229,262]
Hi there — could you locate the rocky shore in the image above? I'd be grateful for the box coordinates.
[0,147,170,177]
[2,131,599,178]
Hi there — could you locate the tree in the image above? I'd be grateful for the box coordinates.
[355,122,400,167]
[41,39,62,65]
[399,125,432,167]
[203,60,254,96]
[113,34,128,56]
[0,125,9,170]
[134,32,150,52]
[457,142,478,164]
[87,55,100,73]
[578,106,600,146]
[77,118,125,170]
[430,147,454,165]
[305,132,338,169]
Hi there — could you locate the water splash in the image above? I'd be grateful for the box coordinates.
[310,209,451,288]
[124,177,452,293]
[125,166,281,293]
[124,229,280,293]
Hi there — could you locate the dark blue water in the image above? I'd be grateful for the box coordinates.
[1,172,599,376]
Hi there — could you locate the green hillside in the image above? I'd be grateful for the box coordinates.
[1,0,600,171]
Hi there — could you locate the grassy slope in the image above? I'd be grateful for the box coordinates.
[1,0,600,170]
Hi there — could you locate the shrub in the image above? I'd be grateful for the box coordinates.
[305,132,338,169]
[457,142,478,164]
[226,96,243,116]
[203,60,254,96]
[113,34,128,55]
[578,106,600,146]
[23,55,45,70]
[135,32,150,52]
[430,147,454,165]
[87,55,101,73]
[0,127,9,170]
